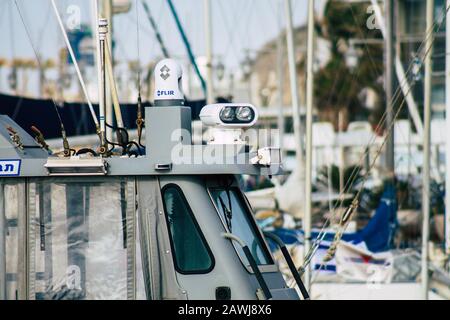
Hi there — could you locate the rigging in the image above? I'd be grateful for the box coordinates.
[13,0,73,157]
[301,2,450,283]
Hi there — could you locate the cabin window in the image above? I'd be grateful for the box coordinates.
[162,185,214,274]
[1,182,26,300]
[28,178,146,300]
[209,188,273,266]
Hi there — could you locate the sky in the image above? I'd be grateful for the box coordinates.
[0,0,317,67]
[0,0,323,96]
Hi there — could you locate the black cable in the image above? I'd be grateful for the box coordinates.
[105,122,143,156]
[76,148,98,156]
[127,141,143,156]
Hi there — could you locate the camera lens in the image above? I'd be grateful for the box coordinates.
[219,107,235,122]
[236,106,253,122]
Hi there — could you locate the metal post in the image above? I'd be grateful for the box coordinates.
[303,0,315,292]
[421,0,434,300]
[204,0,214,104]
[385,0,395,173]
[105,43,124,128]
[103,0,113,143]
[141,0,170,58]
[166,0,207,97]
[277,1,285,161]
[284,0,304,169]
[445,0,450,271]
[0,184,6,300]
[51,0,99,129]
[370,0,424,139]
[92,0,102,103]
[338,110,345,194]
[98,18,109,154]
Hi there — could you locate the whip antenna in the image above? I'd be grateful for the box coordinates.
[135,0,145,147]
[14,0,73,156]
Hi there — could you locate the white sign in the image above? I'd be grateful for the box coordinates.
[0,160,21,176]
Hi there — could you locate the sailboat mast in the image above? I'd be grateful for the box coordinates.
[385,0,395,172]
[277,1,285,161]
[421,0,434,300]
[284,0,303,167]
[204,0,214,104]
[304,0,315,292]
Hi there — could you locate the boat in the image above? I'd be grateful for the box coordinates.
[0,54,312,300]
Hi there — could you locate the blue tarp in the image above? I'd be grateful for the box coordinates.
[266,182,398,253]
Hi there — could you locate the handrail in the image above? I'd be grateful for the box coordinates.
[221,232,272,300]
[263,231,310,300]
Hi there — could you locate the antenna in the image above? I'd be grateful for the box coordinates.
[98,18,109,155]
[13,0,73,157]
[50,0,100,135]
[135,0,145,147]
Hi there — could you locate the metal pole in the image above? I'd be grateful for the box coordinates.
[51,0,99,129]
[204,0,214,104]
[166,0,207,97]
[445,0,450,271]
[385,0,395,173]
[304,0,315,292]
[370,0,424,139]
[338,110,345,194]
[0,184,6,300]
[98,18,109,154]
[277,1,285,161]
[105,42,124,128]
[92,0,102,102]
[284,0,304,169]
[103,0,113,144]
[141,0,170,58]
[421,0,434,300]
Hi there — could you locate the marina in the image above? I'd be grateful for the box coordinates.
[0,0,449,302]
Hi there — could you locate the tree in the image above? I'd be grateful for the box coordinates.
[314,1,384,131]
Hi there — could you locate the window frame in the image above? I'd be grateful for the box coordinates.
[26,176,143,300]
[207,186,275,271]
[161,184,215,275]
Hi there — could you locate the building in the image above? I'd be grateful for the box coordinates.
[397,0,445,118]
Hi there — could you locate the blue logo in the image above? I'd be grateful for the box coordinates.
[0,159,21,176]
[157,90,175,97]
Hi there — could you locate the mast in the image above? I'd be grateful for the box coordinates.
[446,0,450,272]
[421,0,434,300]
[166,0,207,97]
[103,0,113,143]
[385,0,395,173]
[303,0,314,292]
[284,0,304,168]
[204,0,214,104]
[98,18,109,154]
[51,0,99,130]
[277,1,285,160]
[92,0,103,127]
[141,0,170,58]
[369,0,424,140]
